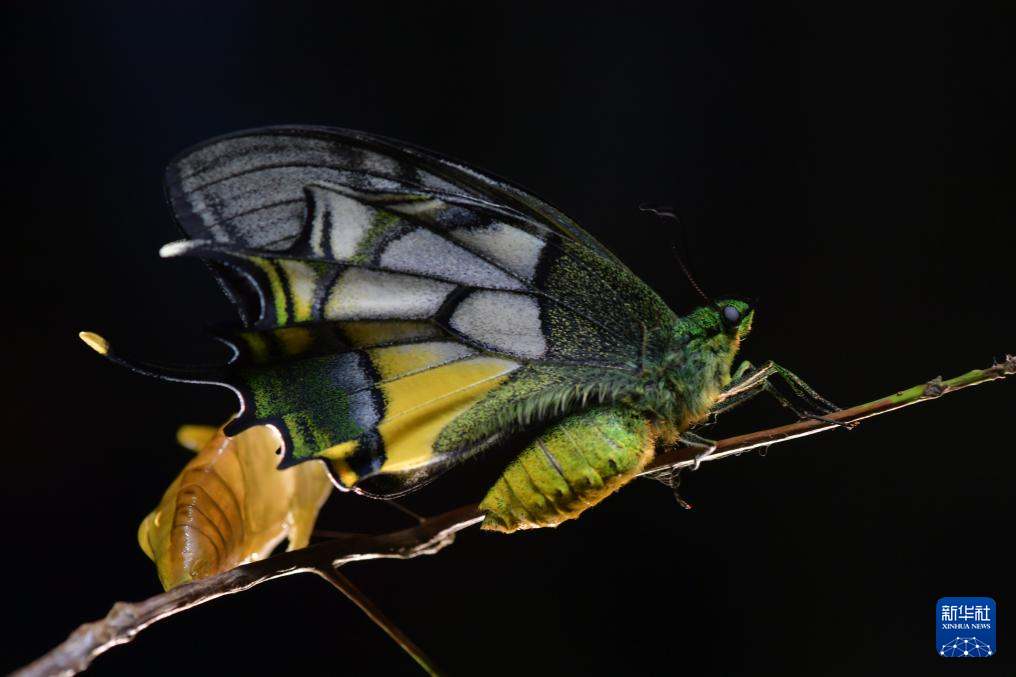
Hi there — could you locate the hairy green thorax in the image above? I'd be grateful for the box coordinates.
[632,300,754,434]
[434,363,643,455]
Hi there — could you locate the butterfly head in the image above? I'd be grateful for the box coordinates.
[685,299,754,343]
[717,299,754,341]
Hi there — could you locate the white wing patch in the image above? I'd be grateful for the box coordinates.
[450,222,545,282]
[380,229,524,290]
[325,269,454,320]
[307,185,374,258]
[450,291,547,358]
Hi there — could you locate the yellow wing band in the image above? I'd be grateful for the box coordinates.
[318,355,519,486]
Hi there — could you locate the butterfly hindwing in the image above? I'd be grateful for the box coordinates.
[219,323,521,488]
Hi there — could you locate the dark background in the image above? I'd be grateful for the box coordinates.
[2,2,1013,675]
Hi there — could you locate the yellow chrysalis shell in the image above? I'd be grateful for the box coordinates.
[137,423,332,590]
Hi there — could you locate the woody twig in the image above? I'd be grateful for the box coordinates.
[15,356,1014,677]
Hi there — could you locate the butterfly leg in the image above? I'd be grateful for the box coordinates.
[641,429,716,509]
[479,407,655,532]
[713,360,848,426]
[766,361,840,414]
[679,430,718,470]
[708,361,776,418]
[643,464,694,510]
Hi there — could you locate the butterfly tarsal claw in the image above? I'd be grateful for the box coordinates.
[801,412,855,429]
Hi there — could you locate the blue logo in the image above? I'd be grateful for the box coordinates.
[937,597,995,657]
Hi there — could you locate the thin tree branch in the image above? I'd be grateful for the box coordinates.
[642,355,1015,473]
[16,356,1014,677]
[15,505,482,677]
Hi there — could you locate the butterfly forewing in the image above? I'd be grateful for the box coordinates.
[166,126,627,265]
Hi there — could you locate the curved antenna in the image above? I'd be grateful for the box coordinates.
[638,203,717,309]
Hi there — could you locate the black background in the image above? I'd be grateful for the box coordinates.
[2,2,1014,675]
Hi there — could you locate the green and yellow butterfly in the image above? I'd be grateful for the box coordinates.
[84,126,837,542]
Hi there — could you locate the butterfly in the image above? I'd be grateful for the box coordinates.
[83,126,836,534]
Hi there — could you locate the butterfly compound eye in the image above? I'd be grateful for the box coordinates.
[722,305,741,327]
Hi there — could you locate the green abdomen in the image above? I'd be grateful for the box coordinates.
[480,407,655,532]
